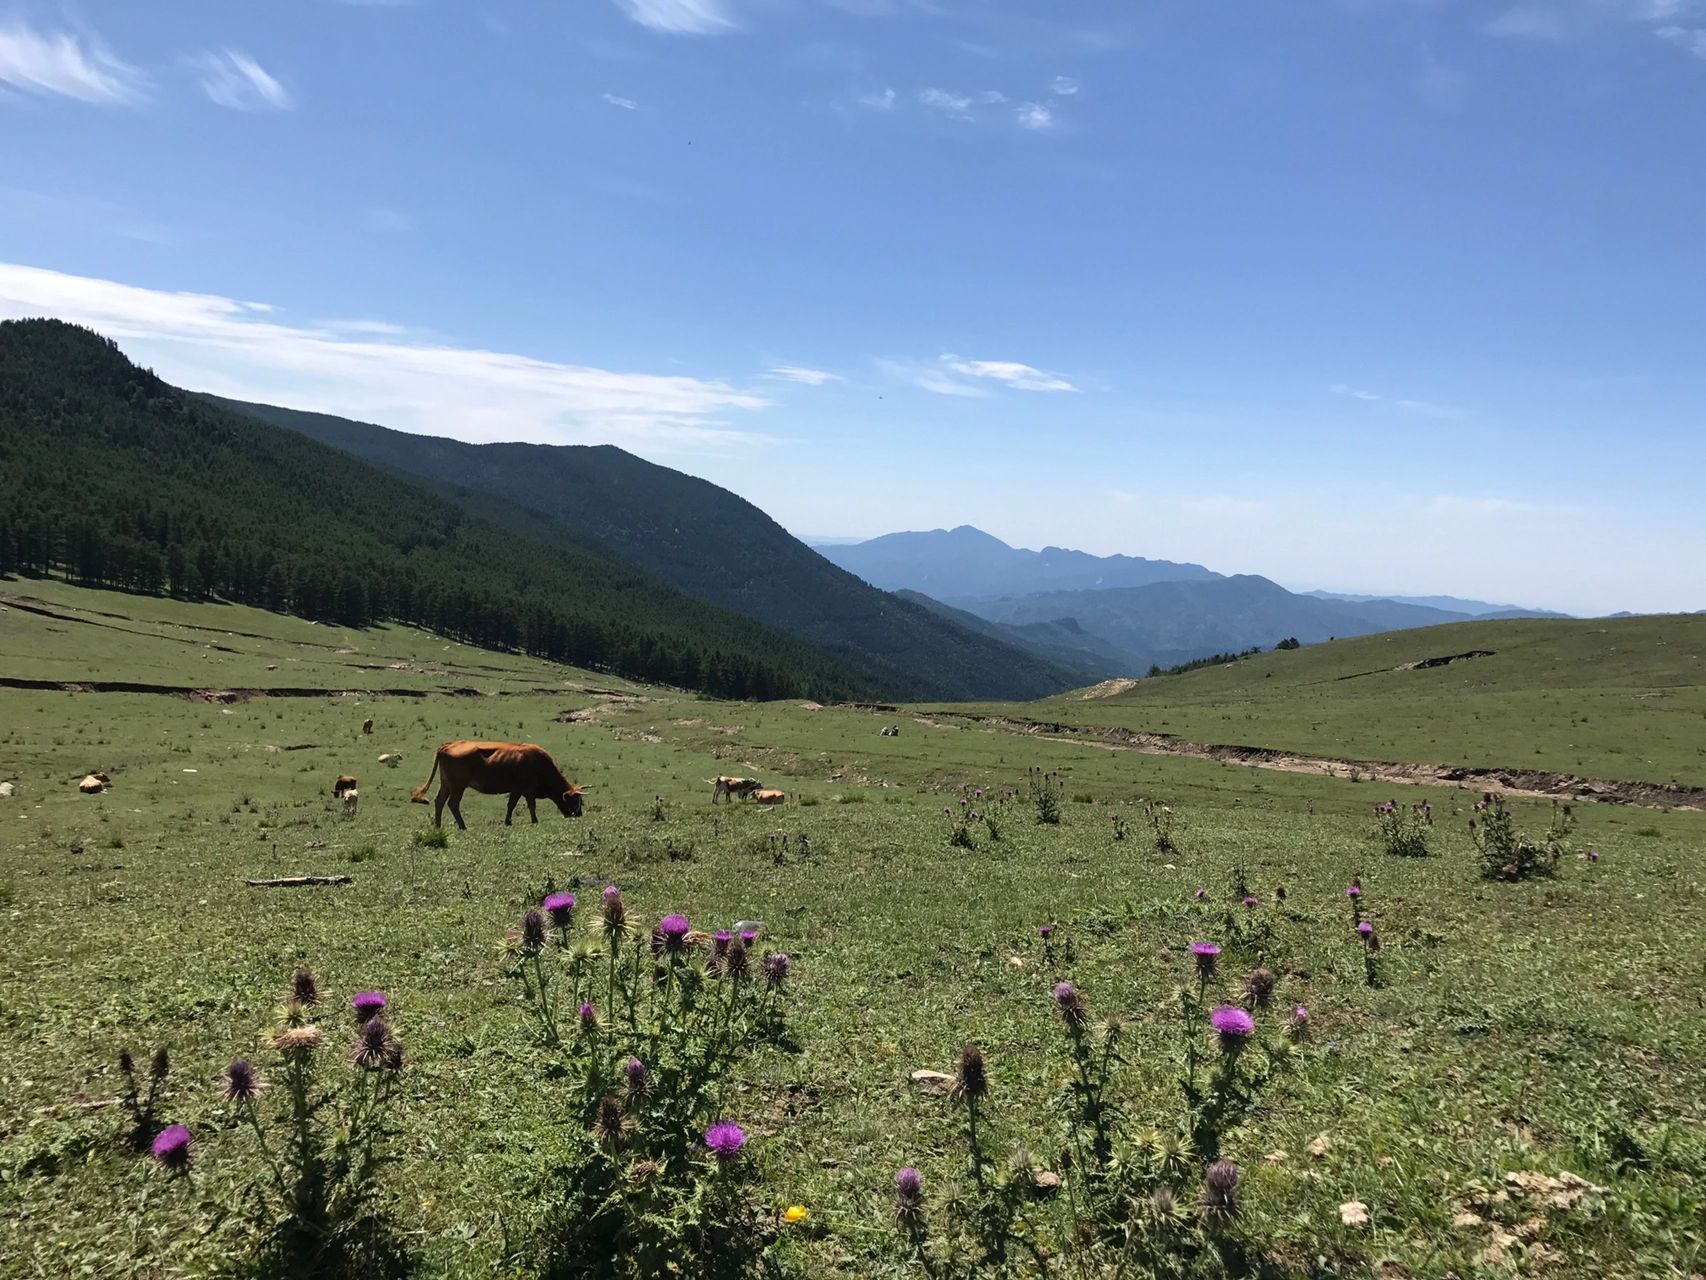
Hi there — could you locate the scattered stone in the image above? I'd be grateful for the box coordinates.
[1339,1200,1370,1228]
[379,753,401,766]
[910,1069,955,1095]
[0,781,14,798]
[1308,1134,1332,1158]
[78,773,107,794]
[1007,956,1025,969]
[1031,1170,1061,1194]
[1506,1170,1605,1211]
[1377,1155,1394,1169]
[1452,1210,1484,1229]
[1264,1149,1288,1164]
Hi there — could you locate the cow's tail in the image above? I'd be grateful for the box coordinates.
[409,751,440,805]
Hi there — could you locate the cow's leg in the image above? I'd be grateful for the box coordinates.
[505,792,520,825]
[433,790,447,828]
[448,792,467,830]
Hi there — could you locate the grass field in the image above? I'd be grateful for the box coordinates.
[2,583,1704,1278]
[1014,616,1706,787]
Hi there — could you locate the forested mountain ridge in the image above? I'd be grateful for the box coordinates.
[208,396,1082,701]
[0,319,858,701]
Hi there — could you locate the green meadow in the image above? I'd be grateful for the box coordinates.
[2,582,1703,1278]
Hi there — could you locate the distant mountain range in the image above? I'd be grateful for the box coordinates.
[206,398,1080,701]
[817,527,1571,678]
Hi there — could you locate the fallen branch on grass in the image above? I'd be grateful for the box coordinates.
[245,875,354,888]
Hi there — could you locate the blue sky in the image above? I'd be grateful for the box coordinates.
[2,0,1703,614]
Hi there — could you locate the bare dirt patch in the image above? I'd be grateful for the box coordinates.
[934,712,1704,810]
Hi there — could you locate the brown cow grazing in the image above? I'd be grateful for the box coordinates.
[342,788,360,819]
[332,774,359,798]
[410,741,585,830]
[711,776,763,804]
[752,788,786,806]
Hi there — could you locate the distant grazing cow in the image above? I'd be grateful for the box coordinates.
[78,773,108,794]
[342,788,360,818]
[711,776,763,804]
[332,774,359,798]
[410,741,585,830]
[378,753,401,767]
[362,718,374,736]
[753,788,786,806]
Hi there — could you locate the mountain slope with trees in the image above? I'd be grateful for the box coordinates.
[207,396,1081,700]
[0,319,856,701]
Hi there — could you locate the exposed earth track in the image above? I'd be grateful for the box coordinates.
[928,710,1705,810]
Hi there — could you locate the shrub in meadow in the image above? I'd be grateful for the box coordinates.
[140,968,410,1276]
[1144,799,1177,855]
[1373,797,1432,857]
[505,886,791,1278]
[1469,793,1572,880]
[1027,767,1062,825]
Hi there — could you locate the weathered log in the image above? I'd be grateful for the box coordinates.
[245,875,353,888]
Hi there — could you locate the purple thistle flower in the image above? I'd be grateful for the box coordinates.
[1289,1005,1309,1039]
[1587,848,1600,862]
[1194,888,1206,900]
[943,806,951,815]
[895,1166,924,1221]
[520,909,547,953]
[1242,895,1260,908]
[579,1002,597,1031]
[1202,1159,1240,1221]
[351,1017,397,1070]
[713,929,733,956]
[763,952,790,986]
[603,884,620,902]
[1052,980,1088,1027]
[1038,922,1055,940]
[658,914,691,953]
[1210,1006,1255,1052]
[152,1123,194,1174]
[542,891,576,928]
[351,991,387,1023]
[740,929,759,946]
[1346,884,1361,899]
[1356,921,1374,938]
[624,1056,650,1096]
[222,1058,263,1103]
[705,1120,747,1160]
[1190,940,1221,977]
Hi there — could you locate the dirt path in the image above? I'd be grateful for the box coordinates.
[931,711,1705,810]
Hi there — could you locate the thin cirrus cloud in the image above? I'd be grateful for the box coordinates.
[194,50,292,111]
[0,20,145,103]
[601,92,639,109]
[1331,383,1461,418]
[1484,1,1706,60]
[880,355,1077,396]
[766,366,842,386]
[612,0,734,35]
[0,263,772,452]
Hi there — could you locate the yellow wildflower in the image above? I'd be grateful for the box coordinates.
[784,1205,809,1224]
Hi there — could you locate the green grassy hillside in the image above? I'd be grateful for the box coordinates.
[1027,615,1706,785]
[207,395,1082,702]
[0,319,855,703]
[2,583,1703,1279]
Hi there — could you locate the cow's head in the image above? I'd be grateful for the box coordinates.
[557,785,586,818]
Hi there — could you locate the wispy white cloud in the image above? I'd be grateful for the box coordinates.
[1014,101,1054,130]
[612,0,734,35]
[944,356,1076,392]
[855,86,896,110]
[919,86,975,119]
[1331,383,1461,418]
[0,263,771,451]
[1050,74,1080,95]
[1656,23,1706,55]
[880,355,1075,396]
[0,20,144,103]
[194,49,292,111]
[766,366,842,386]
[601,91,640,109]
